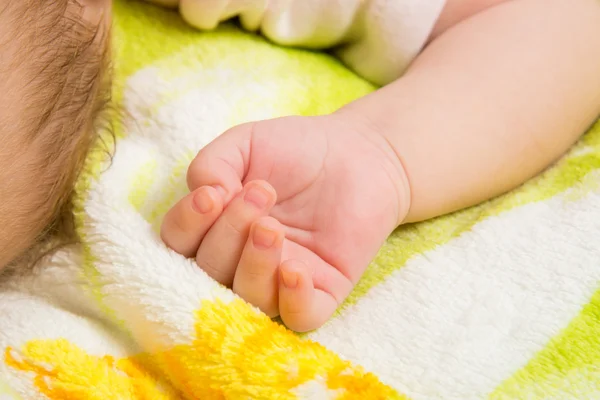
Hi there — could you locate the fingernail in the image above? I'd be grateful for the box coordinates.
[280,268,298,289]
[244,185,270,209]
[253,224,278,249]
[192,189,213,214]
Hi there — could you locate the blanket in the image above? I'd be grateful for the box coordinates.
[1,1,600,399]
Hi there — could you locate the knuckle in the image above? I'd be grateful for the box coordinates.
[170,212,190,233]
[221,211,251,237]
[239,264,269,279]
[186,151,209,189]
[196,257,232,286]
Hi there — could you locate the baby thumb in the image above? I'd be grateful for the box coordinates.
[186,121,254,205]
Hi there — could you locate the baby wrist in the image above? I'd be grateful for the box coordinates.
[332,109,413,227]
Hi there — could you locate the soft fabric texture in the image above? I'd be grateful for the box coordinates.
[1,2,600,399]
[173,0,446,85]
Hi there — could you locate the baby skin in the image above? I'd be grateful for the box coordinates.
[161,0,600,331]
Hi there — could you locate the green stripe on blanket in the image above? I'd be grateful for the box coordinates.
[491,285,600,399]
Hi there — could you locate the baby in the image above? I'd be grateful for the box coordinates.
[1,0,599,335]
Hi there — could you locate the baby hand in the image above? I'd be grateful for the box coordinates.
[161,114,409,331]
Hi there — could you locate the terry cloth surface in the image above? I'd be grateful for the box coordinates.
[1,1,600,399]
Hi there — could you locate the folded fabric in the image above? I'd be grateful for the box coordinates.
[153,0,446,85]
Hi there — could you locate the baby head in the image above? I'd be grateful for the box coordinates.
[0,0,111,269]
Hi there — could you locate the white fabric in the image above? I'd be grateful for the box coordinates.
[169,0,447,85]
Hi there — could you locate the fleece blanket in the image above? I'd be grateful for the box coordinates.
[1,2,600,399]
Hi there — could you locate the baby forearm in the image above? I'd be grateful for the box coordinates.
[342,0,600,223]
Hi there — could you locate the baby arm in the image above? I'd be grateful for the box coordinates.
[160,0,600,331]
[341,0,600,223]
